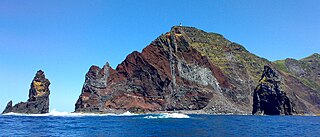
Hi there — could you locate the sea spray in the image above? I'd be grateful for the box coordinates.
[3,109,190,119]
[143,113,190,119]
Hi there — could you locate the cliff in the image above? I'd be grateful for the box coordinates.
[75,26,320,115]
[2,70,50,114]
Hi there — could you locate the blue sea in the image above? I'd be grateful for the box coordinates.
[1,111,319,137]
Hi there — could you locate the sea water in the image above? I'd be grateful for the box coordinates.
[1,110,319,137]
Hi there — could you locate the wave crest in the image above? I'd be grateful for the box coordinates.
[143,113,190,119]
[2,109,190,119]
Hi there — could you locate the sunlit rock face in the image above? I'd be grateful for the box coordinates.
[75,26,320,114]
[2,70,50,114]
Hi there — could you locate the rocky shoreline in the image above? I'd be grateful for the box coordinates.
[74,26,320,115]
[2,26,319,115]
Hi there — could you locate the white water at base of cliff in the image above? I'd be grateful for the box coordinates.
[2,109,190,118]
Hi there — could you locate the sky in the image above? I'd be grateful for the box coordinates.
[0,0,319,112]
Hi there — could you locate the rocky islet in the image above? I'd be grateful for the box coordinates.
[2,70,50,114]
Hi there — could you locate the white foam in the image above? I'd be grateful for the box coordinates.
[2,110,189,119]
[119,111,138,116]
[143,113,190,119]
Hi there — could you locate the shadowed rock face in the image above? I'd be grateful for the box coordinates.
[2,70,50,114]
[75,26,320,114]
[252,66,293,115]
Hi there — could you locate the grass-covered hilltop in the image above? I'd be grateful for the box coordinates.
[74,26,319,115]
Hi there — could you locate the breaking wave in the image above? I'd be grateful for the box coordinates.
[143,113,190,119]
[2,109,190,119]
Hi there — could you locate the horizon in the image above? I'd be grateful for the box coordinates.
[1,0,319,112]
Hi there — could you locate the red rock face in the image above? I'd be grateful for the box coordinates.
[282,74,320,114]
[75,27,230,113]
[274,54,320,114]
[75,26,320,114]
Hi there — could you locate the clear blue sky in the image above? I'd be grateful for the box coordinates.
[0,0,319,112]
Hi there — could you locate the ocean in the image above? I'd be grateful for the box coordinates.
[1,111,319,137]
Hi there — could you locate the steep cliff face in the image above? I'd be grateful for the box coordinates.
[274,53,320,91]
[75,27,229,113]
[274,53,320,114]
[75,26,320,114]
[252,66,293,115]
[2,70,50,114]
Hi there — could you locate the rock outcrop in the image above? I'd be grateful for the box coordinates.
[2,70,50,114]
[252,66,293,115]
[75,26,320,114]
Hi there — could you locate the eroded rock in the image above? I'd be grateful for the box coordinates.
[2,70,50,114]
[252,66,293,115]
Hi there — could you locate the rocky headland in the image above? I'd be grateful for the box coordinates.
[2,70,50,114]
[75,26,320,115]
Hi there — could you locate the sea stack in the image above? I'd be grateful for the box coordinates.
[252,66,293,115]
[2,70,50,114]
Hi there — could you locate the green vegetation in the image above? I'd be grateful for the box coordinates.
[299,77,320,92]
[274,58,320,92]
[274,60,289,73]
[185,27,270,83]
[171,26,319,95]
